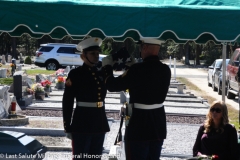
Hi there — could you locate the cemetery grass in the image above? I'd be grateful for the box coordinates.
[26,69,55,76]
[177,77,240,129]
[0,64,11,68]
[0,77,13,85]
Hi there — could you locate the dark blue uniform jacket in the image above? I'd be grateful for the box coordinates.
[62,63,110,133]
[104,55,171,141]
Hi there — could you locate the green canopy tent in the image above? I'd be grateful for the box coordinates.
[1,0,240,102]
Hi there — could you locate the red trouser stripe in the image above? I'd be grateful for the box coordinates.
[71,139,74,160]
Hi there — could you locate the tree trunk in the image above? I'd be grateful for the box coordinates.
[195,44,201,65]
[11,37,17,59]
[227,44,230,59]
[184,42,190,65]
[178,44,184,61]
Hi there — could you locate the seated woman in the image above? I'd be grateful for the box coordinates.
[192,100,239,160]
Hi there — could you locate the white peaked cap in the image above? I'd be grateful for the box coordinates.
[77,37,102,52]
[137,37,165,45]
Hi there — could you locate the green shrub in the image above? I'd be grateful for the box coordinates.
[0,78,13,85]
[24,56,32,64]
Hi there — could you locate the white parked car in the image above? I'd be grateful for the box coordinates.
[207,59,223,87]
[35,43,82,70]
[35,43,107,70]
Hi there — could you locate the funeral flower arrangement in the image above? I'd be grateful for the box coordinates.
[55,69,65,75]
[31,83,45,92]
[55,76,66,84]
[41,80,52,88]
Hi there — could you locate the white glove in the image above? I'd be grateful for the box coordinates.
[197,154,208,159]
[102,55,114,66]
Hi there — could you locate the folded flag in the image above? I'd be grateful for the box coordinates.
[112,63,130,71]
[96,47,133,71]
[112,47,132,71]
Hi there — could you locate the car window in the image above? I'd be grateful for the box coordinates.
[220,59,230,70]
[57,47,76,54]
[215,61,222,68]
[211,60,216,67]
[39,46,54,52]
[73,48,79,54]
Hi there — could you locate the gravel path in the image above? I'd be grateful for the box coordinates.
[37,122,198,160]
[22,110,205,124]
[20,113,202,160]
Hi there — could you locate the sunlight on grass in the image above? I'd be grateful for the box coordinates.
[26,69,55,76]
[177,77,240,129]
[0,78,13,85]
[0,65,11,69]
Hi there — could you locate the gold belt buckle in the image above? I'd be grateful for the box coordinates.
[96,102,103,108]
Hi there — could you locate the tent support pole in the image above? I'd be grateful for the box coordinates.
[222,42,227,103]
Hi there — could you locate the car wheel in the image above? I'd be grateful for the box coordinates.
[217,80,222,95]
[207,75,211,87]
[212,79,217,91]
[226,82,235,99]
[46,60,59,70]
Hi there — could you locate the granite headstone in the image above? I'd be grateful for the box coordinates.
[8,55,12,63]
[19,53,24,64]
[65,66,70,73]
[0,100,7,119]
[36,74,47,83]
[25,78,34,88]
[1,55,6,64]
[0,86,11,118]
[0,69,7,78]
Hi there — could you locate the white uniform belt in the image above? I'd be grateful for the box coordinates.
[134,103,163,109]
[77,102,103,108]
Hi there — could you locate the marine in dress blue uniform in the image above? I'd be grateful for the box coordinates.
[62,37,110,160]
[102,38,171,160]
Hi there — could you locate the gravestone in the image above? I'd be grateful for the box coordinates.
[13,71,33,108]
[1,55,6,64]
[0,100,7,119]
[65,66,70,73]
[19,53,24,64]
[14,74,22,100]
[17,65,22,71]
[0,86,11,118]
[36,74,47,83]
[47,75,51,81]
[8,55,12,63]
[0,68,7,78]
[8,71,27,93]
[25,78,34,88]
[36,74,52,92]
